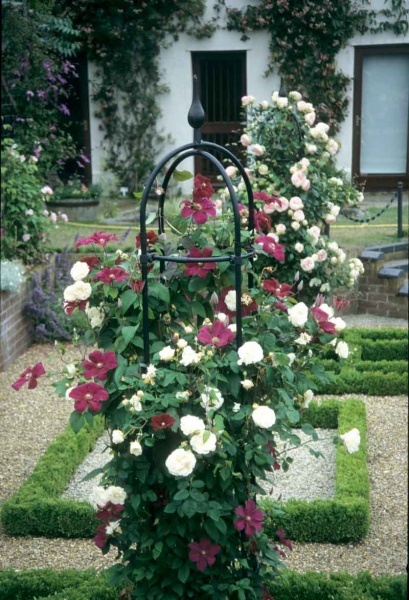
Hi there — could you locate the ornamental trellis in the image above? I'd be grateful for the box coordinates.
[139,76,256,365]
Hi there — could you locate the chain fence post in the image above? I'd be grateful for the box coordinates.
[397,181,403,238]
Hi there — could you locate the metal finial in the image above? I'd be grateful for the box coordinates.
[188,75,205,135]
[279,77,286,97]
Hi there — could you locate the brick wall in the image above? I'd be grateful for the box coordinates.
[357,258,408,319]
[0,281,34,371]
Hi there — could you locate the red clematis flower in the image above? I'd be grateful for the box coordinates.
[135,230,159,248]
[181,196,216,225]
[276,527,293,551]
[332,296,350,311]
[12,362,46,391]
[197,320,235,348]
[94,524,108,549]
[216,286,258,319]
[74,231,119,249]
[310,306,336,334]
[94,266,129,284]
[188,538,221,572]
[193,174,215,199]
[82,350,118,381]
[63,299,88,315]
[255,235,285,261]
[254,210,272,233]
[184,247,216,278]
[150,413,175,431]
[234,499,264,537]
[79,256,100,270]
[130,279,145,293]
[262,278,293,298]
[96,501,124,523]
[69,382,109,413]
[273,300,288,312]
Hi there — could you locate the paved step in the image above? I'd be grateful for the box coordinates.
[398,279,408,297]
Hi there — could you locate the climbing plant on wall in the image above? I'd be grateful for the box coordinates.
[59,0,210,192]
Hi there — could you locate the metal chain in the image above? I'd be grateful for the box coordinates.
[342,191,397,223]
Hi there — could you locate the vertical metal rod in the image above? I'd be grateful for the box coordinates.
[397,181,403,238]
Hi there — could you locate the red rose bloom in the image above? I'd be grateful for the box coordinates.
[69,382,109,413]
[150,413,175,431]
[82,350,118,381]
[12,362,46,391]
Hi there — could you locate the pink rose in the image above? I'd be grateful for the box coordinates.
[240,134,251,147]
[300,257,315,272]
[289,196,303,210]
[305,112,316,126]
[252,144,265,157]
[291,170,306,188]
[301,179,311,191]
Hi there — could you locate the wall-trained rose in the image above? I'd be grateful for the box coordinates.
[237,341,264,365]
[252,405,276,429]
[129,440,143,456]
[180,415,205,436]
[112,429,125,444]
[335,340,349,359]
[340,428,360,454]
[288,302,309,327]
[159,345,175,361]
[63,281,92,302]
[190,431,217,455]
[165,448,197,477]
[70,261,90,281]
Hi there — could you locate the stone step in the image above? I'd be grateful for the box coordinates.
[378,264,407,279]
[383,258,409,271]
[398,280,408,297]
[364,241,408,262]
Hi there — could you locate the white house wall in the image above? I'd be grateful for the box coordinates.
[88,0,405,192]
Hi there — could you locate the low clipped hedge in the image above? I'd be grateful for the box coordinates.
[313,369,407,396]
[0,569,405,600]
[262,398,370,543]
[1,416,104,537]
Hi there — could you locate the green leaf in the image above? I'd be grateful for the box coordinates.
[69,411,85,433]
[187,277,207,292]
[120,289,138,313]
[80,467,104,483]
[153,541,163,560]
[173,169,193,182]
[191,301,207,318]
[149,281,170,304]
[173,489,190,501]
[122,325,138,346]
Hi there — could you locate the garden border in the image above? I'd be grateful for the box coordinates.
[1,399,369,543]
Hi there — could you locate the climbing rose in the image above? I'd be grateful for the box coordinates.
[12,362,46,390]
[288,302,309,327]
[252,405,276,429]
[82,350,118,381]
[165,448,196,477]
[188,538,221,572]
[234,499,264,536]
[237,341,264,365]
[340,428,360,453]
[70,261,90,281]
[190,431,217,455]
[63,281,92,302]
[180,415,205,436]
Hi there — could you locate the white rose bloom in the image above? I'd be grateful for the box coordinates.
[129,440,143,456]
[289,196,304,210]
[90,485,126,508]
[233,403,241,412]
[180,345,200,366]
[112,429,125,444]
[307,226,321,241]
[215,312,229,325]
[306,143,317,154]
[335,340,349,359]
[320,303,335,318]
[302,389,314,409]
[288,302,309,327]
[159,346,175,361]
[70,261,90,281]
[177,338,188,349]
[331,317,346,332]
[252,405,276,429]
[180,415,206,436]
[289,91,302,102]
[258,164,268,175]
[237,341,264,365]
[241,379,254,390]
[327,241,339,251]
[277,96,288,109]
[89,486,109,509]
[65,363,77,378]
[228,324,237,333]
[320,283,331,292]
[252,143,265,156]
[295,332,312,345]
[224,290,237,312]
[165,448,196,477]
[190,431,217,455]
[200,387,224,411]
[225,165,237,178]
[106,485,127,505]
[293,209,305,222]
[176,390,190,401]
[340,428,360,454]
[85,305,104,329]
[105,520,121,535]
[275,223,286,235]
[291,221,301,231]
[294,242,304,253]
[128,394,143,412]
[64,281,92,302]
[260,100,269,109]
[184,325,193,334]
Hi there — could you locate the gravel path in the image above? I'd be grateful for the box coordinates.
[0,344,407,575]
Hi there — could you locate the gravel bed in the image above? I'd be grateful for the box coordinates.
[0,344,407,576]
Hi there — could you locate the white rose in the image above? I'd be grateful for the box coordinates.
[237,341,264,365]
[316,249,327,262]
[293,209,305,222]
[288,302,309,327]
[177,338,188,349]
[294,243,304,253]
[128,394,143,412]
[335,340,349,359]
[291,170,306,188]
[89,486,109,509]
[252,405,276,429]
[305,111,316,126]
[302,390,314,409]
[275,196,289,212]
[300,257,315,272]
[190,431,217,455]
[275,224,286,235]
[258,164,268,175]
[240,134,251,147]
[241,379,254,390]
[112,430,125,444]
[289,91,302,102]
[200,387,224,411]
[277,96,288,109]
[129,440,143,456]
[306,143,317,154]
[224,290,237,312]
[215,312,229,325]
[63,281,92,302]
[295,332,312,345]
[252,144,265,157]
[65,363,77,378]
[70,261,90,281]
[291,221,301,231]
[320,303,334,318]
[85,305,104,329]
[289,196,304,210]
[180,415,206,436]
[225,166,237,178]
[165,448,196,477]
[159,346,175,361]
[260,100,269,109]
[340,428,360,454]
[331,317,346,332]
[326,139,339,156]
[105,520,121,535]
[180,345,200,366]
